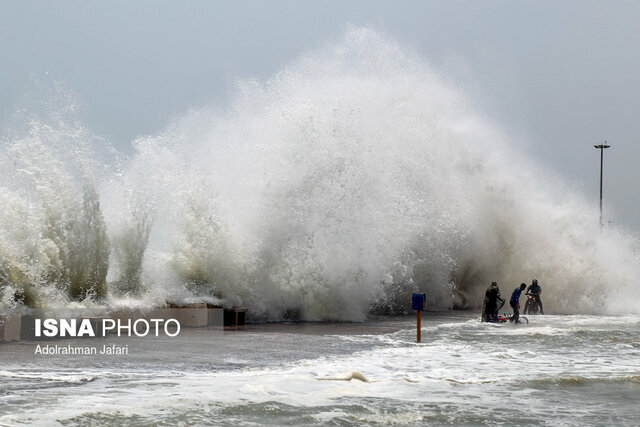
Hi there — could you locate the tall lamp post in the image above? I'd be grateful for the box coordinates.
[594,142,611,228]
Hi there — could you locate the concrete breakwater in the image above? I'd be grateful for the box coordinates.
[0,304,247,342]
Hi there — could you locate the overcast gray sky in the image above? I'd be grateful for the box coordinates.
[1,0,639,233]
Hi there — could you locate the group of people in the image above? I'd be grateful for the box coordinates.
[482,279,544,323]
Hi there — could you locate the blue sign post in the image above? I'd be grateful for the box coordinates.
[412,293,426,342]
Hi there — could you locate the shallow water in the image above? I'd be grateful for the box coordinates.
[1,312,639,425]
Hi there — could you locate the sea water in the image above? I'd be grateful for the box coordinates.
[1,313,639,425]
[1,26,639,425]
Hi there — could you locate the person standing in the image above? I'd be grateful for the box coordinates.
[483,281,505,322]
[510,283,527,324]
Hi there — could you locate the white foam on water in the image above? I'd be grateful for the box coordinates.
[1,315,638,424]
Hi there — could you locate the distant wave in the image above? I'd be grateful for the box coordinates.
[526,375,640,387]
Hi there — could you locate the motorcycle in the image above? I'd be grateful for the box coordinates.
[482,300,529,324]
[523,293,542,315]
[497,313,528,324]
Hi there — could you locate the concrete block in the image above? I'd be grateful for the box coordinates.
[109,309,144,323]
[20,314,39,341]
[175,303,208,327]
[84,317,109,338]
[224,308,248,327]
[0,314,22,342]
[145,307,179,320]
[207,307,224,327]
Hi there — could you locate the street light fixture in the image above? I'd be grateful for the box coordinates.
[594,142,611,228]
